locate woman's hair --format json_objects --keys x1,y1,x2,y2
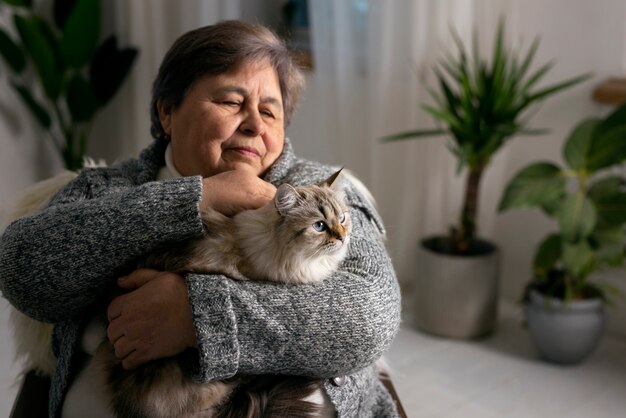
[{"x1": 150, "y1": 20, "x2": 305, "y2": 139}]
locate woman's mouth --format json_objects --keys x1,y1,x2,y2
[{"x1": 230, "y1": 147, "x2": 260, "y2": 158}]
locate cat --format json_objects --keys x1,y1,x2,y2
[
  {"x1": 98, "y1": 169, "x2": 352, "y2": 418},
  {"x1": 3, "y1": 168, "x2": 352, "y2": 418}
]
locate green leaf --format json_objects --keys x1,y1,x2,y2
[
  {"x1": 590, "y1": 226, "x2": 625, "y2": 265},
  {"x1": 563, "y1": 118, "x2": 600, "y2": 169},
  {"x1": 533, "y1": 233, "x2": 562, "y2": 278},
  {"x1": 586, "y1": 105, "x2": 626, "y2": 172},
  {"x1": 66, "y1": 73, "x2": 98, "y2": 122},
  {"x1": 10, "y1": 81, "x2": 51, "y2": 128},
  {"x1": 14, "y1": 14, "x2": 62, "y2": 100},
  {"x1": 562, "y1": 240, "x2": 594, "y2": 278},
  {"x1": 593, "y1": 192, "x2": 626, "y2": 226},
  {"x1": 558, "y1": 194, "x2": 597, "y2": 242},
  {"x1": 0, "y1": 27, "x2": 26, "y2": 73},
  {"x1": 595, "y1": 102, "x2": 626, "y2": 138},
  {"x1": 89, "y1": 35, "x2": 138, "y2": 105},
  {"x1": 586, "y1": 126, "x2": 626, "y2": 173},
  {"x1": 588, "y1": 176, "x2": 625, "y2": 200},
  {"x1": 525, "y1": 73, "x2": 591, "y2": 105},
  {"x1": 59, "y1": 0, "x2": 101, "y2": 68},
  {"x1": 381, "y1": 129, "x2": 445, "y2": 143},
  {"x1": 498, "y1": 162, "x2": 565, "y2": 211}
]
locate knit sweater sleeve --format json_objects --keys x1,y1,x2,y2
[
  {"x1": 185, "y1": 199, "x2": 402, "y2": 381},
  {"x1": 0, "y1": 169, "x2": 204, "y2": 323}
]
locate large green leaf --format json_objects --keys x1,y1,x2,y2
[
  {"x1": 10, "y1": 81, "x2": 51, "y2": 128},
  {"x1": 586, "y1": 104, "x2": 626, "y2": 172},
  {"x1": 14, "y1": 14, "x2": 62, "y2": 100},
  {"x1": 498, "y1": 162, "x2": 565, "y2": 211},
  {"x1": 59, "y1": 0, "x2": 100, "y2": 68},
  {"x1": 66, "y1": 73, "x2": 97, "y2": 122},
  {"x1": 595, "y1": 103, "x2": 626, "y2": 139},
  {"x1": 562, "y1": 240, "x2": 594, "y2": 279},
  {"x1": 563, "y1": 118, "x2": 599, "y2": 170},
  {"x1": 0, "y1": 27, "x2": 25, "y2": 73},
  {"x1": 593, "y1": 192, "x2": 626, "y2": 226},
  {"x1": 89, "y1": 35, "x2": 138, "y2": 106},
  {"x1": 533, "y1": 233, "x2": 562, "y2": 278},
  {"x1": 588, "y1": 176, "x2": 625, "y2": 200},
  {"x1": 558, "y1": 194, "x2": 597, "y2": 242}
]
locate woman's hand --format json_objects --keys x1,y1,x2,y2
[
  {"x1": 106, "y1": 268, "x2": 197, "y2": 370},
  {"x1": 200, "y1": 170, "x2": 276, "y2": 216}
]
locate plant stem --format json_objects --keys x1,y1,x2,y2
[{"x1": 455, "y1": 164, "x2": 485, "y2": 253}]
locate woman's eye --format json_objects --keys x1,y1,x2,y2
[
  {"x1": 312, "y1": 221, "x2": 327, "y2": 232},
  {"x1": 261, "y1": 109, "x2": 274, "y2": 118},
  {"x1": 223, "y1": 101, "x2": 240, "y2": 107},
  {"x1": 338, "y1": 213, "x2": 346, "y2": 223}
]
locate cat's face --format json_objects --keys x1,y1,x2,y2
[{"x1": 275, "y1": 175, "x2": 352, "y2": 258}]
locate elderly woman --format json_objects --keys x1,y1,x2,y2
[{"x1": 0, "y1": 20, "x2": 401, "y2": 417}]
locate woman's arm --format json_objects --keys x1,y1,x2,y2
[
  {"x1": 0, "y1": 170, "x2": 204, "y2": 323},
  {"x1": 186, "y1": 204, "x2": 401, "y2": 381}
]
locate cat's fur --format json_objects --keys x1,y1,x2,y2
[
  {"x1": 100, "y1": 170, "x2": 352, "y2": 418},
  {"x1": 3, "y1": 169, "x2": 352, "y2": 417}
]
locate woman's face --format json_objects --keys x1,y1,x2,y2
[{"x1": 158, "y1": 60, "x2": 285, "y2": 178}]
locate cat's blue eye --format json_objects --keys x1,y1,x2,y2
[
  {"x1": 313, "y1": 221, "x2": 327, "y2": 232},
  {"x1": 338, "y1": 213, "x2": 346, "y2": 223}
]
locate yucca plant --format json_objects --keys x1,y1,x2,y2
[
  {"x1": 383, "y1": 19, "x2": 589, "y2": 255},
  {"x1": 499, "y1": 103, "x2": 626, "y2": 302},
  {"x1": 0, "y1": 0, "x2": 138, "y2": 170}
]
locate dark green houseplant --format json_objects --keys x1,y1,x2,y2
[
  {"x1": 383, "y1": 19, "x2": 589, "y2": 338},
  {"x1": 0, "y1": 0, "x2": 138, "y2": 170},
  {"x1": 499, "y1": 103, "x2": 626, "y2": 303},
  {"x1": 498, "y1": 103, "x2": 626, "y2": 363},
  {"x1": 383, "y1": 19, "x2": 589, "y2": 255}
]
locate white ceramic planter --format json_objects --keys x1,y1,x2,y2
[
  {"x1": 525, "y1": 290, "x2": 605, "y2": 364},
  {"x1": 414, "y1": 237, "x2": 500, "y2": 339}
]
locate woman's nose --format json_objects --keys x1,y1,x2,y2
[{"x1": 239, "y1": 110, "x2": 265, "y2": 136}]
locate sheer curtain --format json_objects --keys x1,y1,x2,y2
[{"x1": 308, "y1": 0, "x2": 516, "y2": 287}]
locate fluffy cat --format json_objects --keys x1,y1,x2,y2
[
  {"x1": 3, "y1": 169, "x2": 352, "y2": 418},
  {"x1": 100, "y1": 170, "x2": 351, "y2": 418}
]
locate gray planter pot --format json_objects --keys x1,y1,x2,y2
[
  {"x1": 525, "y1": 290, "x2": 605, "y2": 364},
  {"x1": 413, "y1": 237, "x2": 500, "y2": 338}
]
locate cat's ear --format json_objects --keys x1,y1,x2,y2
[
  {"x1": 321, "y1": 168, "x2": 344, "y2": 191},
  {"x1": 275, "y1": 183, "x2": 300, "y2": 215}
]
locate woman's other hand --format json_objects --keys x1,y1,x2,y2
[
  {"x1": 200, "y1": 170, "x2": 276, "y2": 216},
  {"x1": 106, "y1": 268, "x2": 197, "y2": 370}
]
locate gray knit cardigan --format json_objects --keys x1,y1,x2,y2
[{"x1": 0, "y1": 138, "x2": 402, "y2": 418}]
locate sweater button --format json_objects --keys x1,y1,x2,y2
[{"x1": 332, "y1": 376, "x2": 347, "y2": 386}]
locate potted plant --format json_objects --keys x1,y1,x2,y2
[
  {"x1": 0, "y1": 0, "x2": 138, "y2": 170},
  {"x1": 498, "y1": 103, "x2": 626, "y2": 364},
  {"x1": 383, "y1": 19, "x2": 589, "y2": 338}
]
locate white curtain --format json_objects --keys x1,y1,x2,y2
[{"x1": 307, "y1": 0, "x2": 521, "y2": 288}]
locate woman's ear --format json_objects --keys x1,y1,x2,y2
[{"x1": 157, "y1": 99, "x2": 172, "y2": 138}]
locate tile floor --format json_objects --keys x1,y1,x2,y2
[
  {"x1": 386, "y1": 301, "x2": 626, "y2": 418},
  {"x1": 1, "y1": 298, "x2": 625, "y2": 417}
]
